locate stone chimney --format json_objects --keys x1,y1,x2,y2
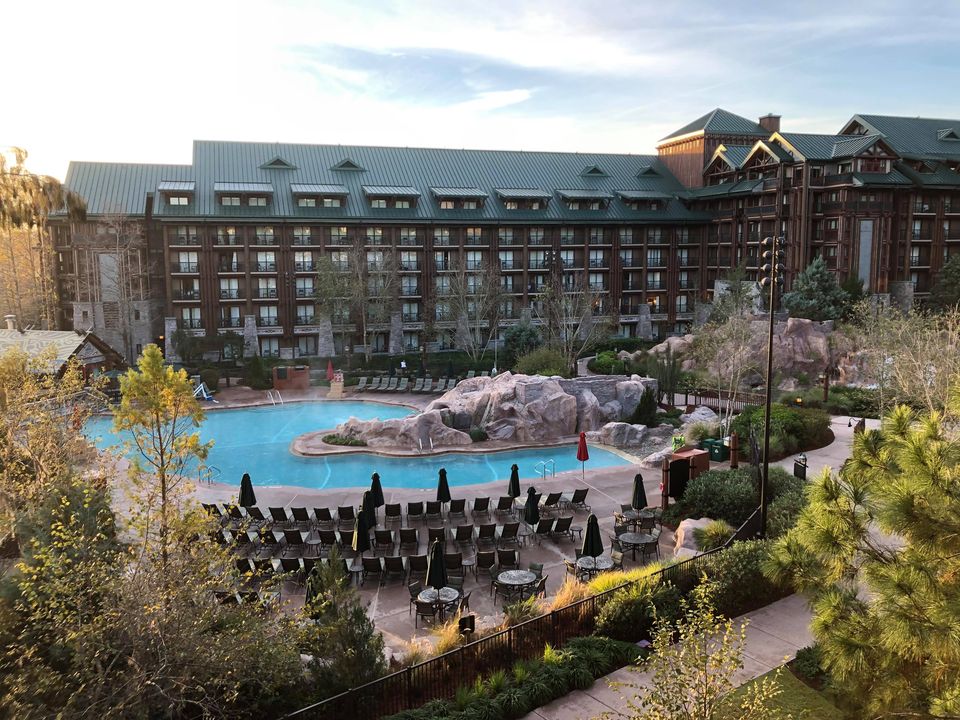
[
  {"x1": 4, "y1": 315, "x2": 15, "y2": 331},
  {"x1": 759, "y1": 114, "x2": 781, "y2": 133}
]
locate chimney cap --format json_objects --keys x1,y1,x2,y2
[{"x1": 760, "y1": 113, "x2": 781, "y2": 119}]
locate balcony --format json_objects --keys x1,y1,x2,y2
[
  {"x1": 402, "y1": 312, "x2": 421, "y2": 322},
  {"x1": 499, "y1": 260, "x2": 516, "y2": 270},
  {"x1": 292, "y1": 236, "x2": 317, "y2": 247},
  {"x1": 677, "y1": 254, "x2": 699, "y2": 266},
  {"x1": 215, "y1": 237, "x2": 242, "y2": 246},
  {"x1": 529, "y1": 260, "x2": 549, "y2": 270},
  {"x1": 678, "y1": 280, "x2": 697, "y2": 290},
  {"x1": 295, "y1": 315, "x2": 316, "y2": 326},
  {"x1": 647, "y1": 281, "x2": 666, "y2": 291},
  {"x1": 588, "y1": 258, "x2": 607, "y2": 269},
  {"x1": 434, "y1": 260, "x2": 450, "y2": 271},
  {"x1": 399, "y1": 236, "x2": 421, "y2": 246},
  {"x1": 498, "y1": 235, "x2": 518, "y2": 246},
  {"x1": 218, "y1": 261, "x2": 244, "y2": 273},
  {"x1": 219, "y1": 317, "x2": 243, "y2": 328},
  {"x1": 178, "y1": 319, "x2": 203, "y2": 329},
  {"x1": 646, "y1": 258, "x2": 666, "y2": 269},
  {"x1": 620, "y1": 303, "x2": 641, "y2": 315},
  {"x1": 647, "y1": 235, "x2": 664, "y2": 244},
  {"x1": 911, "y1": 231, "x2": 933, "y2": 242},
  {"x1": 294, "y1": 261, "x2": 317, "y2": 272},
  {"x1": 588, "y1": 236, "x2": 608, "y2": 246},
  {"x1": 744, "y1": 205, "x2": 776, "y2": 217},
  {"x1": 560, "y1": 236, "x2": 579, "y2": 246},
  {"x1": 561, "y1": 259, "x2": 575, "y2": 269},
  {"x1": 219, "y1": 289, "x2": 243, "y2": 300},
  {"x1": 620, "y1": 255, "x2": 639, "y2": 268},
  {"x1": 500, "y1": 283, "x2": 516, "y2": 293},
  {"x1": 171, "y1": 262, "x2": 198, "y2": 273},
  {"x1": 433, "y1": 236, "x2": 454, "y2": 247},
  {"x1": 909, "y1": 256, "x2": 930, "y2": 268},
  {"x1": 257, "y1": 317, "x2": 280, "y2": 327},
  {"x1": 465, "y1": 236, "x2": 486, "y2": 247},
  {"x1": 529, "y1": 235, "x2": 548, "y2": 246},
  {"x1": 588, "y1": 283, "x2": 607, "y2": 291},
  {"x1": 252, "y1": 235, "x2": 278, "y2": 246},
  {"x1": 913, "y1": 203, "x2": 935, "y2": 214},
  {"x1": 295, "y1": 287, "x2": 315, "y2": 298},
  {"x1": 254, "y1": 288, "x2": 278, "y2": 299},
  {"x1": 332, "y1": 262, "x2": 349, "y2": 271},
  {"x1": 400, "y1": 285, "x2": 421, "y2": 296},
  {"x1": 254, "y1": 262, "x2": 277, "y2": 272},
  {"x1": 173, "y1": 289, "x2": 200, "y2": 300},
  {"x1": 169, "y1": 236, "x2": 200, "y2": 246},
  {"x1": 622, "y1": 282, "x2": 641, "y2": 291},
  {"x1": 399, "y1": 261, "x2": 420, "y2": 271}
]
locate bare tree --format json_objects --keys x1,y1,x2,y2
[
  {"x1": 448, "y1": 256, "x2": 505, "y2": 364},
  {"x1": 691, "y1": 316, "x2": 761, "y2": 432},
  {"x1": 332, "y1": 241, "x2": 400, "y2": 361}
]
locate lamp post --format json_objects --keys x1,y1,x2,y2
[{"x1": 759, "y1": 235, "x2": 787, "y2": 539}]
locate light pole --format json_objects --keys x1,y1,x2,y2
[{"x1": 759, "y1": 235, "x2": 787, "y2": 538}]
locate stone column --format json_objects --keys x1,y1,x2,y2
[
  {"x1": 243, "y1": 315, "x2": 259, "y2": 357},
  {"x1": 636, "y1": 305, "x2": 653, "y2": 340},
  {"x1": 388, "y1": 311, "x2": 403, "y2": 354},
  {"x1": 163, "y1": 317, "x2": 178, "y2": 360},
  {"x1": 887, "y1": 282, "x2": 914, "y2": 313},
  {"x1": 316, "y1": 314, "x2": 335, "y2": 357}
]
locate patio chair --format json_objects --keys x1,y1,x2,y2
[
  {"x1": 492, "y1": 578, "x2": 520, "y2": 605},
  {"x1": 532, "y1": 518, "x2": 555, "y2": 544},
  {"x1": 620, "y1": 503, "x2": 634, "y2": 513},
  {"x1": 396, "y1": 377, "x2": 409, "y2": 393},
  {"x1": 384, "y1": 377, "x2": 398, "y2": 392},
  {"x1": 399, "y1": 527, "x2": 420, "y2": 555},
  {"x1": 224, "y1": 504, "x2": 244, "y2": 527},
  {"x1": 446, "y1": 575, "x2": 465, "y2": 593},
  {"x1": 551, "y1": 516, "x2": 574, "y2": 541},
  {"x1": 411, "y1": 378, "x2": 424, "y2": 392},
  {"x1": 497, "y1": 548, "x2": 519, "y2": 571},
  {"x1": 313, "y1": 507, "x2": 335, "y2": 530},
  {"x1": 282, "y1": 529, "x2": 306, "y2": 558},
  {"x1": 528, "y1": 562, "x2": 544, "y2": 578},
  {"x1": 302, "y1": 557, "x2": 317, "y2": 578},
  {"x1": 408, "y1": 580, "x2": 422, "y2": 614},
  {"x1": 539, "y1": 493, "x2": 562, "y2": 516},
  {"x1": 425, "y1": 501, "x2": 443, "y2": 523},
  {"x1": 235, "y1": 557, "x2": 254, "y2": 576},
  {"x1": 257, "y1": 530, "x2": 281, "y2": 557},
  {"x1": 355, "y1": 376, "x2": 368, "y2": 392},
  {"x1": 458, "y1": 591, "x2": 472, "y2": 614},
  {"x1": 233, "y1": 529, "x2": 256, "y2": 556},
  {"x1": 246, "y1": 506, "x2": 269, "y2": 529},
  {"x1": 408, "y1": 554, "x2": 428, "y2": 582},
  {"x1": 414, "y1": 599, "x2": 438, "y2": 628},
  {"x1": 614, "y1": 524, "x2": 631, "y2": 537},
  {"x1": 374, "y1": 529, "x2": 395, "y2": 554},
  {"x1": 338, "y1": 529, "x2": 356, "y2": 555},
  {"x1": 471, "y1": 496, "x2": 491, "y2": 521},
  {"x1": 427, "y1": 526, "x2": 447, "y2": 549},
  {"x1": 567, "y1": 488, "x2": 591, "y2": 512},
  {"x1": 384, "y1": 503, "x2": 403, "y2": 527},
  {"x1": 641, "y1": 538, "x2": 661, "y2": 563},
  {"x1": 498, "y1": 522, "x2": 521, "y2": 549},
  {"x1": 202, "y1": 503, "x2": 225, "y2": 523},
  {"x1": 495, "y1": 496, "x2": 517, "y2": 520},
  {"x1": 609, "y1": 536, "x2": 623, "y2": 553},
  {"x1": 530, "y1": 575, "x2": 548, "y2": 599},
  {"x1": 432, "y1": 378, "x2": 447, "y2": 393},
  {"x1": 454, "y1": 524, "x2": 475, "y2": 549},
  {"x1": 639, "y1": 515, "x2": 657, "y2": 532},
  {"x1": 444, "y1": 552, "x2": 464, "y2": 577},
  {"x1": 611, "y1": 550, "x2": 624, "y2": 570},
  {"x1": 336, "y1": 505, "x2": 356, "y2": 530},
  {"x1": 476, "y1": 523, "x2": 497, "y2": 550},
  {"x1": 448, "y1": 498, "x2": 467, "y2": 522},
  {"x1": 361, "y1": 556, "x2": 384, "y2": 585},
  {"x1": 268, "y1": 507, "x2": 291, "y2": 529},
  {"x1": 383, "y1": 555, "x2": 406, "y2": 584},
  {"x1": 475, "y1": 550, "x2": 496, "y2": 580},
  {"x1": 317, "y1": 529, "x2": 338, "y2": 554},
  {"x1": 406, "y1": 501, "x2": 425, "y2": 524},
  {"x1": 279, "y1": 557, "x2": 304, "y2": 584},
  {"x1": 290, "y1": 507, "x2": 311, "y2": 531}
]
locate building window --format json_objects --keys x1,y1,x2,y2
[
  {"x1": 529, "y1": 251, "x2": 547, "y2": 270},
  {"x1": 256, "y1": 251, "x2": 276, "y2": 272},
  {"x1": 323, "y1": 197, "x2": 341, "y2": 207},
  {"x1": 254, "y1": 226, "x2": 275, "y2": 243},
  {"x1": 296, "y1": 278, "x2": 314, "y2": 298},
  {"x1": 220, "y1": 278, "x2": 240, "y2": 299},
  {"x1": 134, "y1": 310, "x2": 141, "y2": 321},
  {"x1": 257, "y1": 278, "x2": 278, "y2": 298},
  {"x1": 366, "y1": 251, "x2": 384, "y2": 270},
  {"x1": 439, "y1": 200, "x2": 454, "y2": 210},
  {"x1": 168, "y1": 195, "x2": 190, "y2": 206},
  {"x1": 498, "y1": 250, "x2": 515, "y2": 269},
  {"x1": 434, "y1": 227, "x2": 451, "y2": 246},
  {"x1": 401, "y1": 277, "x2": 419, "y2": 295},
  {"x1": 559, "y1": 250, "x2": 574, "y2": 268},
  {"x1": 260, "y1": 337, "x2": 280, "y2": 357},
  {"x1": 435, "y1": 300, "x2": 451, "y2": 319},
  {"x1": 589, "y1": 250, "x2": 605, "y2": 268},
  {"x1": 366, "y1": 227, "x2": 384, "y2": 243},
  {"x1": 466, "y1": 250, "x2": 483, "y2": 271},
  {"x1": 248, "y1": 196, "x2": 267, "y2": 207},
  {"x1": 463, "y1": 200, "x2": 478, "y2": 210},
  {"x1": 395, "y1": 199, "x2": 411, "y2": 209},
  {"x1": 399, "y1": 251, "x2": 419, "y2": 270},
  {"x1": 330, "y1": 226, "x2": 349, "y2": 243},
  {"x1": 81, "y1": 310, "x2": 89, "y2": 322},
  {"x1": 217, "y1": 226, "x2": 237, "y2": 244},
  {"x1": 436, "y1": 277, "x2": 451, "y2": 297},
  {"x1": 292, "y1": 226, "x2": 311, "y2": 244},
  {"x1": 589, "y1": 227, "x2": 604, "y2": 244},
  {"x1": 588, "y1": 273, "x2": 605, "y2": 290},
  {"x1": 647, "y1": 271, "x2": 663, "y2": 290},
  {"x1": 220, "y1": 196, "x2": 240, "y2": 206},
  {"x1": 294, "y1": 251, "x2": 315, "y2": 271},
  {"x1": 297, "y1": 336, "x2": 318, "y2": 356},
  {"x1": 371, "y1": 198, "x2": 387, "y2": 209},
  {"x1": 402, "y1": 332, "x2": 419, "y2": 352},
  {"x1": 560, "y1": 227, "x2": 575, "y2": 245},
  {"x1": 400, "y1": 227, "x2": 418, "y2": 245},
  {"x1": 466, "y1": 227, "x2": 482, "y2": 244},
  {"x1": 677, "y1": 227, "x2": 690, "y2": 242},
  {"x1": 330, "y1": 251, "x2": 349, "y2": 270},
  {"x1": 501, "y1": 275, "x2": 514, "y2": 292},
  {"x1": 648, "y1": 227, "x2": 662, "y2": 242},
  {"x1": 505, "y1": 201, "x2": 519, "y2": 210},
  {"x1": 619, "y1": 228, "x2": 633, "y2": 243},
  {"x1": 297, "y1": 197, "x2": 317, "y2": 207},
  {"x1": 402, "y1": 302, "x2": 420, "y2": 322},
  {"x1": 529, "y1": 227, "x2": 544, "y2": 244},
  {"x1": 180, "y1": 307, "x2": 201, "y2": 328},
  {"x1": 498, "y1": 228, "x2": 514, "y2": 243}
]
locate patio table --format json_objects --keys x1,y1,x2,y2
[
  {"x1": 617, "y1": 532, "x2": 654, "y2": 561},
  {"x1": 576, "y1": 555, "x2": 614, "y2": 577},
  {"x1": 418, "y1": 586, "x2": 461, "y2": 619},
  {"x1": 496, "y1": 569, "x2": 537, "y2": 604}
]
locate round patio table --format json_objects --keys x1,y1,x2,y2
[
  {"x1": 418, "y1": 586, "x2": 461, "y2": 619},
  {"x1": 617, "y1": 532, "x2": 654, "y2": 561},
  {"x1": 576, "y1": 555, "x2": 614, "y2": 576},
  {"x1": 496, "y1": 569, "x2": 537, "y2": 604},
  {"x1": 304, "y1": 535, "x2": 323, "y2": 557},
  {"x1": 620, "y1": 508, "x2": 658, "y2": 528}
]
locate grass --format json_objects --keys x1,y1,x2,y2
[{"x1": 724, "y1": 669, "x2": 841, "y2": 720}]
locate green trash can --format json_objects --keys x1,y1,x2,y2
[{"x1": 707, "y1": 440, "x2": 729, "y2": 462}]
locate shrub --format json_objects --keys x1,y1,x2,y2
[
  {"x1": 628, "y1": 387, "x2": 659, "y2": 426},
  {"x1": 513, "y1": 348, "x2": 570, "y2": 377},
  {"x1": 587, "y1": 350, "x2": 626, "y2": 375},
  {"x1": 585, "y1": 562, "x2": 666, "y2": 595},
  {"x1": 502, "y1": 597, "x2": 542, "y2": 627},
  {"x1": 547, "y1": 577, "x2": 591, "y2": 610},
  {"x1": 589, "y1": 336, "x2": 653, "y2": 355},
  {"x1": 686, "y1": 421, "x2": 720, "y2": 444},
  {"x1": 693, "y1": 519, "x2": 735, "y2": 551},
  {"x1": 699, "y1": 540, "x2": 786, "y2": 617},
  {"x1": 595, "y1": 579, "x2": 681, "y2": 642},
  {"x1": 730, "y1": 404, "x2": 831, "y2": 459},
  {"x1": 243, "y1": 355, "x2": 272, "y2": 390},
  {"x1": 432, "y1": 613, "x2": 464, "y2": 655},
  {"x1": 469, "y1": 427, "x2": 488, "y2": 442},
  {"x1": 678, "y1": 468, "x2": 757, "y2": 526},
  {"x1": 766, "y1": 487, "x2": 806, "y2": 538},
  {"x1": 322, "y1": 434, "x2": 367, "y2": 447},
  {"x1": 199, "y1": 367, "x2": 220, "y2": 392},
  {"x1": 792, "y1": 644, "x2": 826, "y2": 683},
  {"x1": 503, "y1": 321, "x2": 541, "y2": 365}
]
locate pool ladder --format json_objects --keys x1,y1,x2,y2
[
  {"x1": 534, "y1": 459, "x2": 556, "y2": 480},
  {"x1": 266, "y1": 390, "x2": 284, "y2": 405}
]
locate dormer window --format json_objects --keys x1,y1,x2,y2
[
  {"x1": 371, "y1": 199, "x2": 387, "y2": 209},
  {"x1": 463, "y1": 201, "x2": 478, "y2": 210},
  {"x1": 505, "y1": 201, "x2": 518, "y2": 210},
  {"x1": 440, "y1": 200, "x2": 454, "y2": 210},
  {"x1": 431, "y1": 188, "x2": 487, "y2": 210},
  {"x1": 158, "y1": 181, "x2": 196, "y2": 207},
  {"x1": 297, "y1": 198, "x2": 316, "y2": 208},
  {"x1": 395, "y1": 199, "x2": 411, "y2": 209},
  {"x1": 557, "y1": 190, "x2": 612, "y2": 210},
  {"x1": 495, "y1": 189, "x2": 550, "y2": 211},
  {"x1": 363, "y1": 185, "x2": 420, "y2": 210},
  {"x1": 214, "y1": 182, "x2": 274, "y2": 208},
  {"x1": 168, "y1": 195, "x2": 190, "y2": 206},
  {"x1": 290, "y1": 183, "x2": 348, "y2": 210},
  {"x1": 221, "y1": 196, "x2": 240, "y2": 206},
  {"x1": 248, "y1": 196, "x2": 267, "y2": 207}
]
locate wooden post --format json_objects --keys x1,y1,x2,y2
[
  {"x1": 729, "y1": 431, "x2": 739, "y2": 469},
  {"x1": 661, "y1": 456, "x2": 670, "y2": 511}
]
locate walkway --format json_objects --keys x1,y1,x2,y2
[{"x1": 520, "y1": 594, "x2": 813, "y2": 720}]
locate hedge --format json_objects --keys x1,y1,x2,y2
[{"x1": 730, "y1": 404, "x2": 832, "y2": 460}]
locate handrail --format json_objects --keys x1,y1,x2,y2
[
  {"x1": 265, "y1": 391, "x2": 276, "y2": 405},
  {"x1": 276, "y1": 390, "x2": 284, "y2": 405},
  {"x1": 533, "y1": 459, "x2": 555, "y2": 479}
]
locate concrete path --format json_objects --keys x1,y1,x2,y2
[{"x1": 520, "y1": 593, "x2": 813, "y2": 720}]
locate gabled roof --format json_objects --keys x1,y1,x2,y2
[
  {"x1": 743, "y1": 139, "x2": 793, "y2": 166},
  {"x1": 841, "y1": 114, "x2": 960, "y2": 161},
  {"x1": 830, "y1": 134, "x2": 883, "y2": 158},
  {"x1": 0, "y1": 329, "x2": 122, "y2": 374},
  {"x1": 331, "y1": 158, "x2": 365, "y2": 171},
  {"x1": 896, "y1": 162, "x2": 960, "y2": 187},
  {"x1": 580, "y1": 165, "x2": 609, "y2": 177},
  {"x1": 773, "y1": 132, "x2": 887, "y2": 162},
  {"x1": 260, "y1": 156, "x2": 297, "y2": 170},
  {"x1": 706, "y1": 144, "x2": 753, "y2": 171},
  {"x1": 659, "y1": 108, "x2": 768, "y2": 143}
]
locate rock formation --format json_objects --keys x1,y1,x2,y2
[
  {"x1": 334, "y1": 410, "x2": 472, "y2": 448},
  {"x1": 584, "y1": 422, "x2": 648, "y2": 448},
  {"x1": 674, "y1": 517, "x2": 716, "y2": 558}
]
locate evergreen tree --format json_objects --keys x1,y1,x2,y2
[
  {"x1": 782, "y1": 256, "x2": 849, "y2": 321},
  {"x1": 928, "y1": 254, "x2": 960, "y2": 312},
  {"x1": 765, "y1": 396, "x2": 960, "y2": 717}
]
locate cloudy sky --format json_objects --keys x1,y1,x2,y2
[{"x1": 4, "y1": 0, "x2": 959, "y2": 179}]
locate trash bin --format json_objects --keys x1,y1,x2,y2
[{"x1": 707, "y1": 440, "x2": 729, "y2": 462}]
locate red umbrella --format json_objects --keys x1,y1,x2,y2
[
  {"x1": 577, "y1": 431, "x2": 589, "y2": 481},
  {"x1": 326, "y1": 359, "x2": 335, "y2": 382}
]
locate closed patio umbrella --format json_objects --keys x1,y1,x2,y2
[
  {"x1": 577, "y1": 432, "x2": 590, "y2": 482},
  {"x1": 238, "y1": 473, "x2": 256, "y2": 507},
  {"x1": 326, "y1": 359, "x2": 335, "y2": 382},
  {"x1": 426, "y1": 539, "x2": 448, "y2": 590},
  {"x1": 631, "y1": 472, "x2": 648, "y2": 511},
  {"x1": 360, "y1": 490, "x2": 376, "y2": 530},
  {"x1": 437, "y1": 468, "x2": 452, "y2": 504},
  {"x1": 370, "y1": 472, "x2": 385, "y2": 509},
  {"x1": 507, "y1": 464, "x2": 521, "y2": 499},
  {"x1": 581, "y1": 514, "x2": 604, "y2": 558},
  {"x1": 523, "y1": 486, "x2": 540, "y2": 527},
  {"x1": 353, "y1": 508, "x2": 372, "y2": 556}
]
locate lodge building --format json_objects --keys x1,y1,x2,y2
[{"x1": 50, "y1": 109, "x2": 960, "y2": 362}]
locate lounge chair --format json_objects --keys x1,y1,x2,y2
[
  {"x1": 268, "y1": 507, "x2": 291, "y2": 529},
  {"x1": 476, "y1": 523, "x2": 497, "y2": 550},
  {"x1": 495, "y1": 496, "x2": 516, "y2": 520},
  {"x1": 567, "y1": 488, "x2": 591, "y2": 512},
  {"x1": 406, "y1": 501, "x2": 425, "y2": 524},
  {"x1": 475, "y1": 550, "x2": 496, "y2": 580},
  {"x1": 313, "y1": 507, "x2": 335, "y2": 530},
  {"x1": 419, "y1": 377, "x2": 433, "y2": 393},
  {"x1": 532, "y1": 518, "x2": 555, "y2": 544},
  {"x1": 444, "y1": 551, "x2": 463, "y2": 576},
  {"x1": 425, "y1": 501, "x2": 443, "y2": 523},
  {"x1": 374, "y1": 529, "x2": 395, "y2": 554},
  {"x1": 411, "y1": 378, "x2": 424, "y2": 392},
  {"x1": 480, "y1": 371, "x2": 490, "y2": 377},
  {"x1": 366, "y1": 377, "x2": 382, "y2": 392},
  {"x1": 246, "y1": 506, "x2": 269, "y2": 529},
  {"x1": 551, "y1": 515, "x2": 574, "y2": 541},
  {"x1": 496, "y1": 548, "x2": 519, "y2": 571},
  {"x1": 432, "y1": 377, "x2": 447, "y2": 393},
  {"x1": 471, "y1": 496, "x2": 491, "y2": 521},
  {"x1": 383, "y1": 503, "x2": 403, "y2": 526},
  {"x1": 399, "y1": 527, "x2": 419, "y2": 554},
  {"x1": 498, "y1": 521, "x2": 520, "y2": 548},
  {"x1": 282, "y1": 529, "x2": 305, "y2": 558},
  {"x1": 427, "y1": 526, "x2": 446, "y2": 549},
  {"x1": 448, "y1": 498, "x2": 467, "y2": 522},
  {"x1": 396, "y1": 377, "x2": 409, "y2": 393},
  {"x1": 336, "y1": 505, "x2": 356, "y2": 530},
  {"x1": 317, "y1": 529, "x2": 338, "y2": 553},
  {"x1": 383, "y1": 555, "x2": 406, "y2": 584},
  {"x1": 290, "y1": 507, "x2": 310, "y2": 530},
  {"x1": 454, "y1": 524, "x2": 475, "y2": 549},
  {"x1": 361, "y1": 556, "x2": 384, "y2": 585},
  {"x1": 466, "y1": 370, "x2": 476, "y2": 379},
  {"x1": 540, "y1": 492, "x2": 563, "y2": 516},
  {"x1": 355, "y1": 376, "x2": 368, "y2": 392},
  {"x1": 384, "y1": 377, "x2": 398, "y2": 392},
  {"x1": 408, "y1": 554, "x2": 428, "y2": 582}
]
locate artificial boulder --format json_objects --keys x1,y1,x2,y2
[
  {"x1": 588, "y1": 422, "x2": 648, "y2": 448},
  {"x1": 679, "y1": 406, "x2": 720, "y2": 425},
  {"x1": 674, "y1": 517, "x2": 716, "y2": 558},
  {"x1": 334, "y1": 410, "x2": 472, "y2": 448}
]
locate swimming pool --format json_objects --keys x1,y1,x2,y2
[{"x1": 86, "y1": 400, "x2": 633, "y2": 489}]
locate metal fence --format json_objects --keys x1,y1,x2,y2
[
  {"x1": 680, "y1": 389, "x2": 765, "y2": 416},
  {"x1": 285, "y1": 548, "x2": 723, "y2": 720}
]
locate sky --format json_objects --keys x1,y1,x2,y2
[{"x1": 3, "y1": 0, "x2": 960, "y2": 180}]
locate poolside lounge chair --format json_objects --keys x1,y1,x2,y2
[
  {"x1": 532, "y1": 518, "x2": 555, "y2": 544},
  {"x1": 551, "y1": 516, "x2": 575, "y2": 541},
  {"x1": 411, "y1": 378, "x2": 424, "y2": 392},
  {"x1": 480, "y1": 371, "x2": 489, "y2": 377},
  {"x1": 471, "y1": 496, "x2": 491, "y2": 521},
  {"x1": 268, "y1": 507, "x2": 291, "y2": 529},
  {"x1": 361, "y1": 556, "x2": 384, "y2": 585},
  {"x1": 419, "y1": 377, "x2": 433, "y2": 393},
  {"x1": 540, "y1": 492, "x2": 563, "y2": 516},
  {"x1": 476, "y1": 523, "x2": 497, "y2": 550},
  {"x1": 282, "y1": 529, "x2": 306, "y2": 558},
  {"x1": 444, "y1": 551, "x2": 463, "y2": 576},
  {"x1": 406, "y1": 501, "x2": 425, "y2": 524},
  {"x1": 427, "y1": 526, "x2": 446, "y2": 549},
  {"x1": 454, "y1": 524, "x2": 475, "y2": 549},
  {"x1": 425, "y1": 501, "x2": 443, "y2": 523},
  {"x1": 338, "y1": 529, "x2": 356, "y2": 555},
  {"x1": 475, "y1": 550, "x2": 496, "y2": 580},
  {"x1": 448, "y1": 498, "x2": 467, "y2": 522},
  {"x1": 317, "y1": 529, "x2": 338, "y2": 554},
  {"x1": 396, "y1": 377, "x2": 409, "y2": 393},
  {"x1": 567, "y1": 488, "x2": 591, "y2": 512},
  {"x1": 408, "y1": 554, "x2": 428, "y2": 582},
  {"x1": 495, "y1": 496, "x2": 517, "y2": 520},
  {"x1": 366, "y1": 377, "x2": 383, "y2": 392},
  {"x1": 246, "y1": 506, "x2": 269, "y2": 529},
  {"x1": 384, "y1": 377, "x2": 398, "y2": 392},
  {"x1": 290, "y1": 507, "x2": 311, "y2": 530},
  {"x1": 383, "y1": 555, "x2": 406, "y2": 584},
  {"x1": 374, "y1": 529, "x2": 395, "y2": 554},
  {"x1": 433, "y1": 377, "x2": 447, "y2": 392},
  {"x1": 498, "y1": 522, "x2": 520, "y2": 549},
  {"x1": 313, "y1": 507, "x2": 335, "y2": 530},
  {"x1": 466, "y1": 370, "x2": 476, "y2": 379},
  {"x1": 336, "y1": 505, "x2": 356, "y2": 530},
  {"x1": 399, "y1": 527, "x2": 419, "y2": 554},
  {"x1": 257, "y1": 530, "x2": 281, "y2": 558},
  {"x1": 383, "y1": 503, "x2": 403, "y2": 526},
  {"x1": 355, "y1": 376, "x2": 368, "y2": 392}
]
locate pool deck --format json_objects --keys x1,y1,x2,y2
[{"x1": 204, "y1": 385, "x2": 431, "y2": 412}]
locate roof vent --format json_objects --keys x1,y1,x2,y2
[
  {"x1": 938, "y1": 128, "x2": 960, "y2": 141},
  {"x1": 331, "y1": 158, "x2": 365, "y2": 172},
  {"x1": 637, "y1": 166, "x2": 660, "y2": 177},
  {"x1": 260, "y1": 156, "x2": 296, "y2": 170},
  {"x1": 580, "y1": 165, "x2": 608, "y2": 178}
]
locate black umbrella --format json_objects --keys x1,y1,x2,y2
[
  {"x1": 238, "y1": 473, "x2": 256, "y2": 507},
  {"x1": 523, "y1": 486, "x2": 540, "y2": 527},
  {"x1": 631, "y1": 473, "x2": 648, "y2": 511},
  {"x1": 370, "y1": 472, "x2": 385, "y2": 509},
  {"x1": 360, "y1": 490, "x2": 377, "y2": 531},
  {"x1": 581, "y1": 514, "x2": 604, "y2": 558},
  {"x1": 426, "y1": 539, "x2": 448, "y2": 590},
  {"x1": 437, "y1": 468, "x2": 452, "y2": 504},
  {"x1": 507, "y1": 464, "x2": 521, "y2": 499},
  {"x1": 353, "y1": 509, "x2": 372, "y2": 556}
]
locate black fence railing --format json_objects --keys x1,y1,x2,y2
[{"x1": 285, "y1": 548, "x2": 723, "y2": 720}]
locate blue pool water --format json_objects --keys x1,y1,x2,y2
[{"x1": 86, "y1": 400, "x2": 632, "y2": 490}]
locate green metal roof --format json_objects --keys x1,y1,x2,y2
[
  {"x1": 63, "y1": 140, "x2": 703, "y2": 223},
  {"x1": 213, "y1": 182, "x2": 274, "y2": 194},
  {"x1": 683, "y1": 179, "x2": 764, "y2": 199},
  {"x1": 895, "y1": 162, "x2": 960, "y2": 187},
  {"x1": 660, "y1": 108, "x2": 768, "y2": 143},
  {"x1": 851, "y1": 169, "x2": 914, "y2": 186},
  {"x1": 361, "y1": 185, "x2": 421, "y2": 197},
  {"x1": 430, "y1": 187, "x2": 489, "y2": 198},
  {"x1": 830, "y1": 134, "x2": 882, "y2": 158},
  {"x1": 844, "y1": 114, "x2": 960, "y2": 161},
  {"x1": 774, "y1": 132, "x2": 885, "y2": 162},
  {"x1": 556, "y1": 189, "x2": 614, "y2": 200},
  {"x1": 157, "y1": 180, "x2": 195, "y2": 192},
  {"x1": 616, "y1": 190, "x2": 674, "y2": 200},
  {"x1": 290, "y1": 183, "x2": 348, "y2": 195},
  {"x1": 709, "y1": 144, "x2": 753, "y2": 170}
]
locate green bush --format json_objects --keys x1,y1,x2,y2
[
  {"x1": 503, "y1": 321, "x2": 541, "y2": 366},
  {"x1": 589, "y1": 337, "x2": 654, "y2": 355},
  {"x1": 595, "y1": 580, "x2": 682, "y2": 643},
  {"x1": 243, "y1": 355, "x2": 272, "y2": 390},
  {"x1": 766, "y1": 487, "x2": 806, "y2": 538},
  {"x1": 628, "y1": 388, "x2": 659, "y2": 426},
  {"x1": 686, "y1": 421, "x2": 721, "y2": 444},
  {"x1": 513, "y1": 348, "x2": 570, "y2": 377},
  {"x1": 792, "y1": 644, "x2": 826, "y2": 683},
  {"x1": 677, "y1": 468, "x2": 758, "y2": 526},
  {"x1": 199, "y1": 367, "x2": 220, "y2": 392},
  {"x1": 699, "y1": 540, "x2": 786, "y2": 617},
  {"x1": 469, "y1": 427, "x2": 489, "y2": 443},
  {"x1": 587, "y1": 350, "x2": 626, "y2": 375},
  {"x1": 322, "y1": 434, "x2": 367, "y2": 447},
  {"x1": 730, "y1": 404, "x2": 831, "y2": 459},
  {"x1": 693, "y1": 520, "x2": 735, "y2": 551}
]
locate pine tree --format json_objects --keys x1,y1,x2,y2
[
  {"x1": 782, "y1": 256, "x2": 849, "y2": 321},
  {"x1": 765, "y1": 397, "x2": 960, "y2": 717},
  {"x1": 928, "y1": 254, "x2": 960, "y2": 312}
]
